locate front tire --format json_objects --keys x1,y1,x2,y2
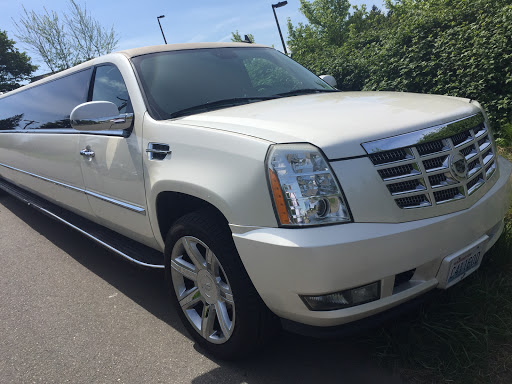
[{"x1": 164, "y1": 209, "x2": 278, "y2": 360}]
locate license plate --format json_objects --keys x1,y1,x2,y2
[{"x1": 437, "y1": 237, "x2": 488, "y2": 289}]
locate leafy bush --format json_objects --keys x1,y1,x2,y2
[{"x1": 288, "y1": 0, "x2": 512, "y2": 137}]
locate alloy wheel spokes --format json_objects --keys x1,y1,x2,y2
[
  {"x1": 182, "y1": 237, "x2": 207, "y2": 270},
  {"x1": 218, "y1": 281, "x2": 234, "y2": 305},
  {"x1": 171, "y1": 236, "x2": 235, "y2": 344},
  {"x1": 179, "y1": 287, "x2": 202, "y2": 310},
  {"x1": 200, "y1": 302, "x2": 233, "y2": 340},
  {"x1": 171, "y1": 257, "x2": 198, "y2": 282},
  {"x1": 215, "y1": 301, "x2": 233, "y2": 337},
  {"x1": 201, "y1": 304, "x2": 216, "y2": 338},
  {"x1": 205, "y1": 248, "x2": 216, "y2": 273}
]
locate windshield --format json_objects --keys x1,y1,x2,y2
[{"x1": 131, "y1": 47, "x2": 335, "y2": 119}]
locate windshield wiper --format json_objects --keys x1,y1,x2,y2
[
  {"x1": 274, "y1": 88, "x2": 339, "y2": 98},
  {"x1": 169, "y1": 97, "x2": 278, "y2": 119}
]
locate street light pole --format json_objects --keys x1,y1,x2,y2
[
  {"x1": 157, "y1": 15, "x2": 167, "y2": 44},
  {"x1": 272, "y1": 1, "x2": 288, "y2": 55}
]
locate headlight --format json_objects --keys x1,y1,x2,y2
[{"x1": 266, "y1": 143, "x2": 352, "y2": 226}]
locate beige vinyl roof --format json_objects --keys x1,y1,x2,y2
[{"x1": 118, "y1": 42, "x2": 269, "y2": 58}]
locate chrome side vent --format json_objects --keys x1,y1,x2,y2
[
  {"x1": 146, "y1": 143, "x2": 171, "y2": 160},
  {"x1": 363, "y1": 113, "x2": 499, "y2": 209}
]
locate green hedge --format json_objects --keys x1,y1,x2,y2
[{"x1": 288, "y1": 0, "x2": 512, "y2": 139}]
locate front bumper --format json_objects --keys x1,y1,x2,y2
[{"x1": 233, "y1": 156, "x2": 512, "y2": 327}]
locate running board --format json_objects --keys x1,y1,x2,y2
[{"x1": 0, "y1": 178, "x2": 164, "y2": 269}]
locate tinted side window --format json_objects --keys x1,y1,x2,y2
[
  {"x1": 0, "y1": 68, "x2": 92, "y2": 130},
  {"x1": 92, "y1": 65, "x2": 131, "y2": 114}
]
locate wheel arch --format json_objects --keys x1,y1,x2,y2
[{"x1": 153, "y1": 187, "x2": 231, "y2": 245}]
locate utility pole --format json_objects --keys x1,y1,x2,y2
[
  {"x1": 157, "y1": 15, "x2": 167, "y2": 44},
  {"x1": 272, "y1": 2, "x2": 288, "y2": 55}
]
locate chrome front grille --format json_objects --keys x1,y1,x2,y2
[
  {"x1": 363, "y1": 114, "x2": 498, "y2": 209},
  {"x1": 369, "y1": 148, "x2": 413, "y2": 165}
]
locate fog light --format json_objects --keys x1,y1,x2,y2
[{"x1": 301, "y1": 282, "x2": 380, "y2": 311}]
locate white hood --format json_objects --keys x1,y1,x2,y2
[{"x1": 177, "y1": 91, "x2": 481, "y2": 159}]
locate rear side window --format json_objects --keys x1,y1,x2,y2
[
  {"x1": 0, "y1": 68, "x2": 92, "y2": 130},
  {"x1": 91, "y1": 65, "x2": 131, "y2": 114}
]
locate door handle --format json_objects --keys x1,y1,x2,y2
[{"x1": 80, "y1": 148, "x2": 95, "y2": 158}]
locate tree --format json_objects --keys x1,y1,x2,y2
[
  {"x1": 297, "y1": 0, "x2": 351, "y2": 46},
  {"x1": 286, "y1": 0, "x2": 354, "y2": 78},
  {"x1": 287, "y1": 0, "x2": 512, "y2": 137},
  {"x1": 13, "y1": 0, "x2": 118, "y2": 72},
  {"x1": 231, "y1": 30, "x2": 255, "y2": 43},
  {"x1": 0, "y1": 31, "x2": 38, "y2": 92}
]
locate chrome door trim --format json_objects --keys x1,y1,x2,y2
[
  {"x1": 0, "y1": 162, "x2": 84, "y2": 193},
  {"x1": 85, "y1": 190, "x2": 146, "y2": 214},
  {"x1": 362, "y1": 114, "x2": 483, "y2": 154},
  {"x1": 0, "y1": 162, "x2": 146, "y2": 215},
  {"x1": 0, "y1": 129, "x2": 127, "y2": 137}
]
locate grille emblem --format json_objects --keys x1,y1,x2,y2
[{"x1": 450, "y1": 153, "x2": 468, "y2": 180}]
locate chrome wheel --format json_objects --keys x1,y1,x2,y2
[{"x1": 170, "y1": 236, "x2": 235, "y2": 344}]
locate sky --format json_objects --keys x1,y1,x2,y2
[{"x1": 1, "y1": 0, "x2": 384, "y2": 75}]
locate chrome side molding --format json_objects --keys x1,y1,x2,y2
[
  {"x1": 0, "y1": 129, "x2": 127, "y2": 137},
  {"x1": 85, "y1": 190, "x2": 146, "y2": 214},
  {"x1": 0, "y1": 162, "x2": 145, "y2": 214}
]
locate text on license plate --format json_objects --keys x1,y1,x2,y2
[{"x1": 448, "y1": 251, "x2": 481, "y2": 284}]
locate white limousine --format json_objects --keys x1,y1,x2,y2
[{"x1": 0, "y1": 43, "x2": 511, "y2": 359}]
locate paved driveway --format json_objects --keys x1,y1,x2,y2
[{"x1": 0, "y1": 195, "x2": 402, "y2": 384}]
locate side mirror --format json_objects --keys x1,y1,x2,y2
[
  {"x1": 70, "y1": 101, "x2": 133, "y2": 131},
  {"x1": 319, "y1": 75, "x2": 337, "y2": 89}
]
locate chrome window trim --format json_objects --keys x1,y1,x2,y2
[
  {"x1": 0, "y1": 162, "x2": 145, "y2": 214},
  {"x1": 0, "y1": 129, "x2": 127, "y2": 137},
  {"x1": 362, "y1": 113, "x2": 484, "y2": 154}
]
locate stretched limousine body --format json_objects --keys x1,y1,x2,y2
[{"x1": 1, "y1": 43, "x2": 511, "y2": 359}]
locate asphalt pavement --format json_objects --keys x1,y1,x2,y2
[{"x1": 0, "y1": 195, "x2": 402, "y2": 384}]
